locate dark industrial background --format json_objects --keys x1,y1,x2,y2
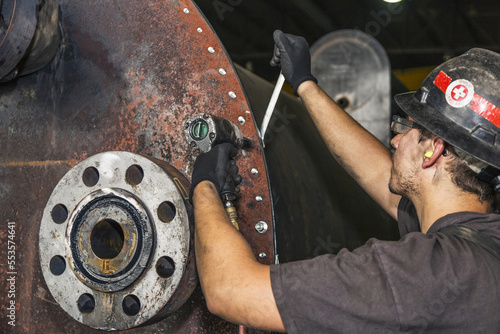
[{"x1": 194, "y1": 0, "x2": 500, "y2": 88}]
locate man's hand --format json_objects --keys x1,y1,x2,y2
[
  {"x1": 270, "y1": 30, "x2": 317, "y2": 95},
  {"x1": 220, "y1": 159, "x2": 242, "y2": 201},
  {"x1": 190, "y1": 143, "x2": 240, "y2": 201}
]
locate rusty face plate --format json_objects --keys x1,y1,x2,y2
[{"x1": 0, "y1": 0, "x2": 273, "y2": 332}]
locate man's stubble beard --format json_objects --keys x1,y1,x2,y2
[{"x1": 389, "y1": 157, "x2": 421, "y2": 198}]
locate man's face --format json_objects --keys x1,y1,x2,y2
[{"x1": 389, "y1": 117, "x2": 424, "y2": 198}]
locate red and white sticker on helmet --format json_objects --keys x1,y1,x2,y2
[
  {"x1": 445, "y1": 79, "x2": 475, "y2": 108},
  {"x1": 433, "y1": 71, "x2": 500, "y2": 128}
]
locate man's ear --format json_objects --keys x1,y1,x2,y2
[{"x1": 422, "y1": 138, "x2": 446, "y2": 168}]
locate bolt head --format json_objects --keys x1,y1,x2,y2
[{"x1": 255, "y1": 221, "x2": 268, "y2": 233}]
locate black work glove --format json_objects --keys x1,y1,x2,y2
[
  {"x1": 220, "y1": 159, "x2": 242, "y2": 201},
  {"x1": 270, "y1": 30, "x2": 317, "y2": 96},
  {"x1": 190, "y1": 143, "x2": 241, "y2": 202}
]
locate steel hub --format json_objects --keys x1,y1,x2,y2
[{"x1": 39, "y1": 151, "x2": 196, "y2": 330}]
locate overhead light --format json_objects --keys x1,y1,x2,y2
[{"x1": 384, "y1": 0, "x2": 402, "y2": 3}]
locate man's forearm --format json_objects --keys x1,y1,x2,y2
[
  {"x1": 193, "y1": 181, "x2": 257, "y2": 303},
  {"x1": 297, "y1": 81, "x2": 400, "y2": 217},
  {"x1": 193, "y1": 181, "x2": 285, "y2": 331}
]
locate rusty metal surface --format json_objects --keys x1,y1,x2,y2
[{"x1": 0, "y1": 0, "x2": 273, "y2": 332}]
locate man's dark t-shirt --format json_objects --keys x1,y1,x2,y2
[{"x1": 270, "y1": 197, "x2": 500, "y2": 333}]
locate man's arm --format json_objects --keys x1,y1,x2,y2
[
  {"x1": 272, "y1": 30, "x2": 401, "y2": 219},
  {"x1": 298, "y1": 81, "x2": 401, "y2": 219},
  {"x1": 193, "y1": 181, "x2": 286, "y2": 332}
]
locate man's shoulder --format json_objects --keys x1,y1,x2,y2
[{"x1": 430, "y1": 211, "x2": 500, "y2": 240}]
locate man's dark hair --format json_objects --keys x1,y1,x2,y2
[{"x1": 419, "y1": 129, "x2": 495, "y2": 203}]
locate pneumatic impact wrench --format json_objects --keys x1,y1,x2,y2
[{"x1": 185, "y1": 113, "x2": 250, "y2": 230}]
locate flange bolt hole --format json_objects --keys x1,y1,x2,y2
[
  {"x1": 122, "y1": 295, "x2": 141, "y2": 316},
  {"x1": 82, "y1": 167, "x2": 99, "y2": 187},
  {"x1": 77, "y1": 293, "x2": 95, "y2": 314},
  {"x1": 125, "y1": 164, "x2": 144, "y2": 186},
  {"x1": 156, "y1": 256, "x2": 175, "y2": 278}
]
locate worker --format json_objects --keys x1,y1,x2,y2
[{"x1": 190, "y1": 30, "x2": 500, "y2": 333}]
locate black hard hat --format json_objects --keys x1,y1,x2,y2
[{"x1": 395, "y1": 48, "x2": 500, "y2": 171}]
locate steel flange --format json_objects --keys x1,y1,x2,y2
[{"x1": 39, "y1": 151, "x2": 196, "y2": 330}]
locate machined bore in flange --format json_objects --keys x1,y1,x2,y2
[
  {"x1": 69, "y1": 188, "x2": 153, "y2": 292},
  {"x1": 39, "y1": 151, "x2": 196, "y2": 330}
]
